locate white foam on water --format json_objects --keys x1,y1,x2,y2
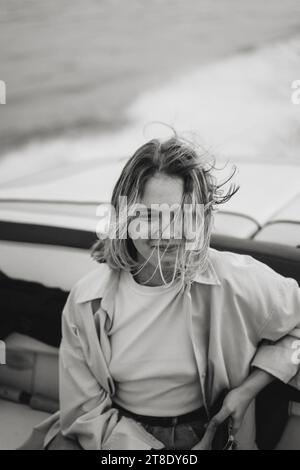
[
  {"x1": 1, "y1": 35, "x2": 300, "y2": 185},
  {"x1": 127, "y1": 35, "x2": 300, "y2": 164}
]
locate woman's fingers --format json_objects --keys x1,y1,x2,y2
[
  {"x1": 210, "y1": 405, "x2": 232, "y2": 428},
  {"x1": 191, "y1": 420, "x2": 218, "y2": 450},
  {"x1": 199, "y1": 420, "x2": 218, "y2": 449},
  {"x1": 231, "y1": 416, "x2": 241, "y2": 435},
  {"x1": 191, "y1": 402, "x2": 238, "y2": 450}
]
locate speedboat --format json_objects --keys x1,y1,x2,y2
[{"x1": 0, "y1": 159, "x2": 299, "y2": 449}]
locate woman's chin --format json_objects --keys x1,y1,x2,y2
[{"x1": 160, "y1": 256, "x2": 178, "y2": 269}]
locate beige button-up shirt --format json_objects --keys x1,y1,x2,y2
[{"x1": 34, "y1": 248, "x2": 300, "y2": 450}]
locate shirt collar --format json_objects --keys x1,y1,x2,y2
[
  {"x1": 75, "y1": 264, "x2": 116, "y2": 304},
  {"x1": 75, "y1": 250, "x2": 221, "y2": 308},
  {"x1": 192, "y1": 255, "x2": 221, "y2": 286}
]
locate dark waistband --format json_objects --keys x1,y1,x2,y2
[{"x1": 113, "y1": 402, "x2": 208, "y2": 427}]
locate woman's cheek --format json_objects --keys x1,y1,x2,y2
[
  {"x1": 128, "y1": 218, "x2": 150, "y2": 240},
  {"x1": 131, "y1": 238, "x2": 151, "y2": 260}
]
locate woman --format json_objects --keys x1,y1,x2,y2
[{"x1": 25, "y1": 135, "x2": 300, "y2": 450}]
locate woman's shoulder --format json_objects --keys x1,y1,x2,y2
[
  {"x1": 209, "y1": 247, "x2": 283, "y2": 285},
  {"x1": 71, "y1": 263, "x2": 117, "y2": 304},
  {"x1": 208, "y1": 247, "x2": 295, "y2": 309}
]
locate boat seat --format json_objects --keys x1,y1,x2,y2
[
  {"x1": 0, "y1": 333, "x2": 59, "y2": 402},
  {"x1": 0, "y1": 399, "x2": 49, "y2": 450}
]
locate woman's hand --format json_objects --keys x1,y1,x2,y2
[
  {"x1": 191, "y1": 369, "x2": 276, "y2": 449},
  {"x1": 191, "y1": 419, "x2": 219, "y2": 450},
  {"x1": 191, "y1": 387, "x2": 253, "y2": 450},
  {"x1": 208, "y1": 386, "x2": 254, "y2": 435},
  {"x1": 214, "y1": 369, "x2": 277, "y2": 435}
]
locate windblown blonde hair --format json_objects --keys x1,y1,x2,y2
[{"x1": 91, "y1": 133, "x2": 238, "y2": 287}]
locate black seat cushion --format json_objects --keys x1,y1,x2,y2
[{"x1": 0, "y1": 270, "x2": 67, "y2": 347}]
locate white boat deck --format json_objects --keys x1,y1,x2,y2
[
  {"x1": 0, "y1": 399, "x2": 49, "y2": 450},
  {"x1": 0, "y1": 161, "x2": 299, "y2": 240}
]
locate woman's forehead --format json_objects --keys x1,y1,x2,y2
[{"x1": 141, "y1": 174, "x2": 184, "y2": 206}]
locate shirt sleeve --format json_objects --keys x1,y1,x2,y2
[
  {"x1": 251, "y1": 274, "x2": 300, "y2": 389},
  {"x1": 58, "y1": 288, "x2": 164, "y2": 450}
]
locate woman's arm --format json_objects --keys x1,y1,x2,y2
[
  {"x1": 237, "y1": 368, "x2": 275, "y2": 397},
  {"x1": 251, "y1": 276, "x2": 300, "y2": 388}
]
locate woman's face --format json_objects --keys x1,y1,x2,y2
[{"x1": 129, "y1": 173, "x2": 184, "y2": 271}]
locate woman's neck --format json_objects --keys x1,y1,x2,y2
[{"x1": 132, "y1": 257, "x2": 175, "y2": 287}]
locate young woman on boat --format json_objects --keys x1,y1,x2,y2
[{"x1": 24, "y1": 135, "x2": 300, "y2": 450}]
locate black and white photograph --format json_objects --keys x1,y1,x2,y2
[{"x1": 0, "y1": 0, "x2": 300, "y2": 452}]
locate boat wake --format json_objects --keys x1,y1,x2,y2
[{"x1": 1, "y1": 34, "x2": 300, "y2": 185}]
